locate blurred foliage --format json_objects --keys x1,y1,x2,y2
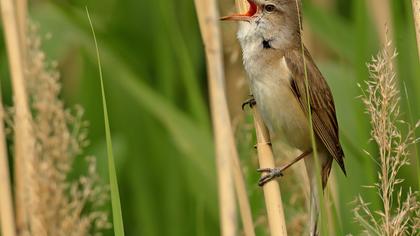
[{"x1": 0, "y1": 0, "x2": 418, "y2": 235}]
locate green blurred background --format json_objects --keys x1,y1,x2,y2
[{"x1": 1, "y1": 0, "x2": 419, "y2": 235}]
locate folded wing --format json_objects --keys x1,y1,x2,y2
[{"x1": 284, "y1": 46, "x2": 346, "y2": 176}]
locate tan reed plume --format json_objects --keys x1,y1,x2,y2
[
  {"x1": 354, "y1": 36, "x2": 420, "y2": 236},
  {"x1": 19, "y1": 23, "x2": 110, "y2": 236},
  {"x1": 1, "y1": 1, "x2": 110, "y2": 234}
]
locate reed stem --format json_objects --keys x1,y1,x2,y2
[
  {"x1": 367, "y1": 0, "x2": 392, "y2": 45},
  {"x1": 413, "y1": 0, "x2": 420, "y2": 59},
  {"x1": 231, "y1": 152, "x2": 256, "y2": 236},
  {"x1": 0, "y1": 95, "x2": 16, "y2": 236},
  {"x1": 252, "y1": 109, "x2": 288, "y2": 236},
  {"x1": 16, "y1": 0, "x2": 27, "y2": 56},
  {"x1": 0, "y1": 0, "x2": 33, "y2": 233},
  {"x1": 194, "y1": 0, "x2": 239, "y2": 235}
]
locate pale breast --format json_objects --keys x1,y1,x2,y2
[{"x1": 246, "y1": 55, "x2": 311, "y2": 151}]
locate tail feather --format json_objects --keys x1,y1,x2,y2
[
  {"x1": 304, "y1": 152, "x2": 332, "y2": 236},
  {"x1": 309, "y1": 191, "x2": 319, "y2": 236},
  {"x1": 322, "y1": 158, "x2": 333, "y2": 189}
]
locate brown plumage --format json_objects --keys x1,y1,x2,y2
[
  {"x1": 285, "y1": 46, "x2": 346, "y2": 186},
  {"x1": 222, "y1": 0, "x2": 346, "y2": 234}
]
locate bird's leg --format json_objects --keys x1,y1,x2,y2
[
  {"x1": 257, "y1": 149, "x2": 312, "y2": 186},
  {"x1": 242, "y1": 95, "x2": 256, "y2": 110}
]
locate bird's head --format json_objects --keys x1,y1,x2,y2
[{"x1": 222, "y1": 0, "x2": 301, "y2": 49}]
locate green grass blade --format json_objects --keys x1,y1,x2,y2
[
  {"x1": 353, "y1": 211, "x2": 381, "y2": 236},
  {"x1": 403, "y1": 83, "x2": 420, "y2": 190},
  {"x1": 352, "y1": 0, "x2": 380, "y2": 211},
  {"x1": 298, "y1": 1, "x2": 328, "y2": 234},
  {"x1": 86, "y1": 7, "x2": 125, "y2": 236}
]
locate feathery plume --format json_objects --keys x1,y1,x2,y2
[{"x1": 354, "y1": 37, "x2": 420, "y2": 236}]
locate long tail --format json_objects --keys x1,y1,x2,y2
[{"x1": 304, "y1": 152, "x2": 333, "y2": 236}]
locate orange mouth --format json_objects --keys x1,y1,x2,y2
[{"x1": 221, "y1": 0, "x2": 257, "y2": 21}]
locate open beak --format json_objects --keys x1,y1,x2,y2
[{"x1": 220, "y1": 0, "x2": 257, "y2": 21}]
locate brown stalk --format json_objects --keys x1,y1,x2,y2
[
  {"x1": 0, "y1": 98, "x2": 16, "y2": 236},
  {"x1": 0, "y1": 0, "x2": 33, "y2": 233},
  {"x1": 231, "y1": 155, "x2": 256, "y2": 236},
  {"x1": 16, "y1": 0, "x2": 27, "y2": 55},
  {"x1": 367, "y1": 0, "x2": 392, "y2": 45},
  {"x1": 194, "y1": 0, "x2": 256, "y2": 236},
  {"x1": 413, "y1": 0, "x2": 420, "y2": 59},
  {"x1": 195, "y1": 1, "x2": 236, "y2": 233},
  {"x1": 253, "y1": 109, "x2": 288, "y2": 236}
]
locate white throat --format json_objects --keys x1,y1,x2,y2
[{"x1": 237, "y1": 20, "x2": 295, "y2": 52}]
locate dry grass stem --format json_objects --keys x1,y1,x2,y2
[
  {"x1": 0, "y1": 99, "x2": 16, "y2": 236},
  {"x1": 194, "y1": 1, "x2": 236, "y2": 234},
  {"x1": 253, "y1": 109, "x2": 288, "y2": 236},
  {"x1": 367, "y1": 0, "x2": 392, "y2": 45},
  {"x1": 16, "y1": 0, "x2": 27, "y2": 55},
  {"x1": 0, "y1": 0, "x2": 34, "y2": 232},
  {"x1": 194, "y1": 0, "x2": 257, "y2": 236},
  {"x1": 413, "y1": 0, "x2": 420, "y2": 59},
  {"x1": 354, "y1": 37, "x2": 420, "y2": 236},
  {"x1": 231, "y1": 155, "x2": 256, "y2": 236}
]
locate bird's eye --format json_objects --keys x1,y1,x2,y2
[{"x1": 264, "y1": 4, "x2": 275, "y2": 12}]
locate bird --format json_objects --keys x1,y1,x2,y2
[{"x1": 221, "y1": 0, "x2": 346, "y2": 235}]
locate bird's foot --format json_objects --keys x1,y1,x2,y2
[
  {"x1": 241, "y1": 96, "x2": 256, "y2": 110},
  {"x1": 257, "y1": 167, "x2": 283, "y2": 186}
]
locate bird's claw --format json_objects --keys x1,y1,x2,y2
[
  {"x1": 257, "y1": 168, "x2": 283, "y2": 186},
  {"x1": 242, "y1": 97, "x2": 256, "y2": 110}
]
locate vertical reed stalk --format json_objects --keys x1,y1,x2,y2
[
  {"x1": 0, "y1": 96, "x2": 16, "y2": 236},
  {"x1": 231, "y1": 156, "x2": 256, "y2": 236},
  {"x1": 195, "y1": 1, "x2": 236, "y2": 233},
  {"x1": 0, "y1": 0, "x2": 33, "y2": 233},
  {"x1": 368, "y1": 0, "x2": 392, "y2": 45},
  {"x1": 16, "y1": 0, "x2": 27, "y2": 55},
  {"x1": 15, "y1": 2, "x2": 29, "y2": 234},
  {"x1": 411, "y1": 0, "x2": 420, "y2": 191},
  {"x1": 413, "y1": 0, "x2": 420, "y2": 59},
  {"x1": 194, "y1": 0, "x2": 257, "y2": 235},
  {"x1": 252, "y1": 110, "x2": 288, "y2": 236}
]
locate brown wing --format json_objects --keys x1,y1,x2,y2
[{"x1": 285, "y1": 46, "x2": 346, "y2": 175}]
